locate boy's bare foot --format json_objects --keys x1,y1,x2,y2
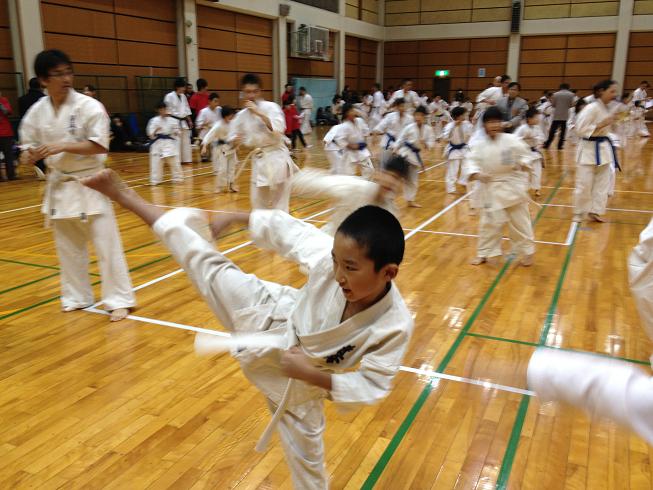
[
  {"x1": 229, "y1": 184, "x2": 239, "y2": 193},
  {"x1": 471, "y1": 257, "x2": 486, "y2": 265},
  {"x1": 81, "y1": 169, "x2": 127, "y2": 201},
  {"x1": 534, "y1": 190, "x2": 541, "y2": 197},
  {"x1": 572, "y1": 213, "x2": 584, "y2": 223},
  {"x1": 588, "y1": 212, "x2": 605, "y2": 223},
  {"x1": 110, "y1": 308, "x2": 130, "y2": 322},
  {"x1": 521, "y1": 254, "x2": 534, "y2": 267},
  {"x1": 62, "y1": 304, "x2": 91, "y2": 312},
  {"x1": 214, "y1": 187, "x2": 225, "y2": 194},
  {"x1": 408, "y1": 201, "x2": 422, "y2": 208}
]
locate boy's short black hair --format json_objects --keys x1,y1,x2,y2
[
  {"x1": 500, "y1": 74, "x2": 511, "y2": 83},
  {"x1": 241, "y1": 73, "x2": 261, "y2": 87},
  {"x1": 634, "y1": 100, "x2": 642, "y2": 108},
  {"x1": 196, "y1": 78, "x2": 208, "y2": 90},
  {"x1": 594, "y1": 79, "x2": 616, "y2": 94},
  {"x1": 299, "y1": 86, "x2": 306, "y2": 91},
  {"x1": 450, "y1": 106, "x2": 466, "y2": 119},
  {"x1": 337, "y1": 205, "x2": 405, "y2": 271},
  {"x1": 508, "y1": 82, "x2": 520, "y2": 90},
  {"x1": 28, "y1": 77, "x2": 41, "y2": 90},
  {"x1": 174, "y1": 77, "x2": 186, "y2": 88},
  {"x1": 156, "y1": 101, "x2": 167, "y2": 110},
  {"x1": 208, "y1": 92, "x2": 220, "y2": 101},
  {"x1": 525, "y1": 107, "x2": 539, "y2": 119},
  {"x1": 392, "y1": 97, "x2": 406, "y2": 107},
  {"x1": 560, "y1": 83, "x2": 570, "y2": 90},
  {"x1": 383, "y1": 154, "x2": 410, "y2": 181},
  {"x1": 221, "y1": 105, "x2": 236, "y2": 118},
  {"x1": 483, "y1": 106, "x2": 504, "y2": 123},
  {"x1": 84, "y1": 84, "x2": 96, "y2": 92},
  {"x1": 414, "y1": 105, "x2": 427, "y2": 115},
  {"x1": 34, "y1": 49, "x2": 72, "y2": 79},
  {"x1": 341, "y1": 102, "x2": 355, "y2": 117}
]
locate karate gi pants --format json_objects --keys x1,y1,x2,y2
[
  {"x1": 301, "y1": 109, "x2": 313, "y2": 135},
  {"x1": 326, "y1": 151, "x2": 342, "y2": 174},
  {"x1": 179, "y1": 128, "x2": 192, "y2": 163},
  {"x1": 530, "y1": 159, "x2": 542, "y2": 191},
  {"x1": 150, "y1": 154, "x2": 183, "y2": 185},
  {"x1": 155, "y1": 210, "x2": 328, "y2": 489},
  {"x1": 212, "y1": 150, "x2": 237, "y2": 190},
  {"x1": 445, "y1": 158, "x2": 463, "y2": 193},
  {"x1": 52, "y1": 209, "x2": 136, "y2": 311},
  {"x1": 478, "y1": 203, "x2": 535, "y2": 258},
  {"x1": 405, "y1": 164, "x2": 420, "y2": 201},
  {"x1": 251, "y1": 180, "x2": 293, "y2": 213},
  {"x1": 528, "y1": 348, "x2": 653, "y2": 446},
  {"x1": 573, "y1": 164, "x2": 611, "y2": 218}
]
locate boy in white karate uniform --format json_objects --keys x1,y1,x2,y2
[
  {"x1": 514, "y1": 107, "x2": 545, "y2": 197},
  {"x1": 229, "y1": 74, "x2": 297, "y2": 212},
  {"x1": 528, "y1": 217, "x2": 653, "y2": 446},
  {"x1": 146, "y1": 101, "x2": 183, "y2": 185},
  {"x1": 441, "y1": 106, "x2": 473, "y2": 195},
  {"x1": 573, "y1": 79, "x2": 621, "y2": 223},
  {"x1": 195, "y1": 92, "x2": 222, "y2": 161},
  {"x1": 292, "y1": 155, "x2": 409, "y2": 236},
  {"x1": 373, "y1": 98, "x2": 414, "y2": 157},
  {"x1": 323, "y1": 123, "x2": 344, "y2": 174},
  {"x1": 632, "y1": 101, "x2": 651, "y2": 137},
  {"x1": 368, "y1": 83, "x2": 385, "y2": 129},
  {"x1": 201, "y1": 106, "x2": 239, "y2": 193},
  {"x1": 388, "y1": 78, "x2": 420, "y2": 114},
  {"x1": 297, "y1": 87, "x2": 314, "y2": 141},
  {"x1": 467, "y1": 107, "x2": 535, "y2": 267},
  {"x1": 19, "y1": 49, "x2": 135, "y2": 321},
  {"x1": 394, "y1": 106, "x2": 434, "y2": 207},
  {"x1": 428, "y1": 95, "x2": 450, "y2": 139},
  {"x1": 164, "y1": 78, "x2": 193, "y2": 164},
  {"x1": 81, "y1": 168, "x2": 414, "y2": 490},
  {"x1": 335, "y1": 103, "x2": 374, "y2": 178}
]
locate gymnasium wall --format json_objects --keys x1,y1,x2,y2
[
  {"x1": 287, "y1": 31, "x2": 336, "y2": 82},
  {"x1": 196, "y1": 5, "x2": 273, "y2": 107},
  {"x1": 345, "y1": 35, "x2": 378, "y2": 93},
  {"x1": 518, "y1": 33, "x2": 616, "y2": 101},
  {"x1": 523, "y1": 0, "x2": 618, "y2": 20},
  {"x1": 385, "y1": 0, "x2": 513, "y2": 26},
  {"x1": 40, "y1": 0, "x2": 178, "y2": 114},
  {"x1": 635, "y1": 0, "x2": 653, "y2": 13},
  {"x1": 346, "y1": 0, "x2": 381, "y2": 25},
  {"x1": 0, "y1": 0, "x2": 14, "y2": 73},
  {"x1": 625, "y1": 31, "x2": 653, "y2": 95},
  {"x1": 384, "y1": 38, "x2": 509, "y2": 100}
]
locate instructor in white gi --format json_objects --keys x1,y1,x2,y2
[
  {"x1": 164, "y1": 78, "x2": 193, "y2": 164},
  {"x1": 19, "y1": 49, "x2": 135, "y2": 321}
]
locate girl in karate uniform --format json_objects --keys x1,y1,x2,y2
[
  {"x1": 146, "y1": 102, "x2": 184, "y2": 185},
  {"x1": 201, "y1": 106, "x2": 239, "y2": 193},
  {"x1": 441, "y1": 106, "x2": 473, "y2": 195}
]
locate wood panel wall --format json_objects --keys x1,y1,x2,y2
[
  {"x1": 345, "y1": 35, "x2": 378, "y2": 93},
  {"x1": 635, "y1": 0, "x2": 653, "y2": 13},
  {"x1": 625, "y1": 31, "x2": 653, "y2": 96},
  {"x1": 523, "y1": 0, "x2": 619, "y2": 20},
  {"x1": 41, "y1": 0, "x2": 178, "y2": 113},
  {"x1": 197, "y1": 5, "x2": 273, "y2": 107},
  {"x1": 519, "y1": 33, "x2": 616, "y2": 101},
  {"x1": 384, "y1": 38, "x2": 508, "y2": 100},
  {"x1": 385, "y1": 0, "x2": 513, "y2": 26},
  {"x1": 287, "y1": 31, "x2": 336, "y2": 82},
  {"x1": 0, "y1": 0, "x2": 15, "y2": 73},
  {"x1": 345, "y1": 0, "x2": 380, "y2": 24}
]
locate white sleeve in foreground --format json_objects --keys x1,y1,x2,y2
[{"x1": 248, "y1": 209, "x2": 333, "y2": 272}]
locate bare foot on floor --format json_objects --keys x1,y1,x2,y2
[
  {"x1": 521, "y1": 254, "x2": 534, "y2": 267},
  {"x1": 588, "y1": 213, "x2": 605, "y2": 223},
  {"x1": 471, "y1": 257, "x2": 486, "y2": 265},
  {"x1": 408, "y1": 201, "x2": 422, "y2": 208},
  {"x1": 110, "y1": 308, "x2": 129, "y2": 322}
]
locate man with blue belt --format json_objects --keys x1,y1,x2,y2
[{"x1": 573, "y1": 79, "x2": 620, "y2": 223}]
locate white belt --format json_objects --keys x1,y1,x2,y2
[{"x1": 43, "y1": 166, "x2": 103, "y2": 226}]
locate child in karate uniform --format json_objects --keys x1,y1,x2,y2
[
  {"x1": 164, "y1": 78, "x2": 193, "y2": 164},
  {"x1": 514, "y1": 107, "x2": 545, "y2": 197},
  {"x1": 632, "y1": 100, "x2": 651, "y2": 137},
  {"x1": 394, "y1": 106, "x2": 434, "y2": 207},
  {"x1": 441, "y1": 106, "x2": 473, "y2": 195},
  {"x1": 467, "y1": 107, "x2": 535, "y2": 267},
  {"x1": 292, "y1": 155, "x2": 409, "y2": 236},
  {"x1": 146, "y1": 102, "x2": 184, "y2": 185},
  {"x1": 323, "y1": 123, "x2": 344, "y2": 174},
  {"x1": 201, "y1": 106, "x2": 239, "y2": 193},
  {"x1": 573, "y1": 80, "x2": 621, "y2": 223},
  {"x1": 373, "y1": 98, "x2": 414, "y2": 159},
  {"x1": 195, "y1": 92, "x2": 221, "y2": 161},
  {"x1": 81, "y1": 169, "x2": 414, "y2": 490},
  {"x1": 335, "y1": 103, "x2": 374, "y2": 178}
]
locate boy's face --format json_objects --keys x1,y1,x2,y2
[
  {"x1": 242, "y1": 83, "x2": 260, "y2": 102},
  {"x1": 414, "y1": 112, "x2": 425, "y2": 124},
  {"x1": 224, "y1": 114, "x2": 235, "y2": 123},
  {"x1": 397, "y1": 103, "x2": 405, "y2": 113},
  {"x1": 158, "y1": 108, "x2": 168, "y2": 116},
  {"x1": 332, "y1": 233, "x2": 397, "y2": 304},
  {"x1": 209, "y1": 98, "x2": 220, "y2": 109},
  {"x1": 40, "y1": 63, "x2": 73, "y2": 96},
  {"x1": 484, "y1": 119, "x2": 502, "y2": 137},
  {"x1": 527, "y1": 116, "x2": 538, "y2": 126}
]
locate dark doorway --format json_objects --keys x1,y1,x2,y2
[{"x1": 432, "y1": 77, "x2": 451, "y2": 100}]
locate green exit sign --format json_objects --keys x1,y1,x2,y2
[{"x1": 435, "y1": 70, "x2": 449, "y2": 77}]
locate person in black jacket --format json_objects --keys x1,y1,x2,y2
[{"x1": 18, "y1": 78, "x2": 46, "y2": 176}]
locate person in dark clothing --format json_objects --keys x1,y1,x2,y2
[
  {"x1": 110, "y1": 115, "x2": 135, "y2": 152},
  {"x1": 18, "y1": 78, "x2": 47, "y2": 176},
  {"x1": 0, "y1": 90, "x2": 16, "y2": 180}
]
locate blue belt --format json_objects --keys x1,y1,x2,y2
[
  {"x1": 384, "y1": 133, "x2": 396, "y2": 150},
  {"x1": 404, "y1": 141, "x2": 423, "y2": 165},
  {"x1": 583, "y1": 136, "x2": 621, "y2": 171},
  {"x1": 446, "y1": 142, "x2": 466, "y2": 156}
]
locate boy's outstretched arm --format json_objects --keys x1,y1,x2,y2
[{"x1": 81, "y1": 169, "x2": 167, "y2": 226}]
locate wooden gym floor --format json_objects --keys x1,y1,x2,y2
[{"x1": 1, "y1": 129, "x2": 652, "y2": 489}]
